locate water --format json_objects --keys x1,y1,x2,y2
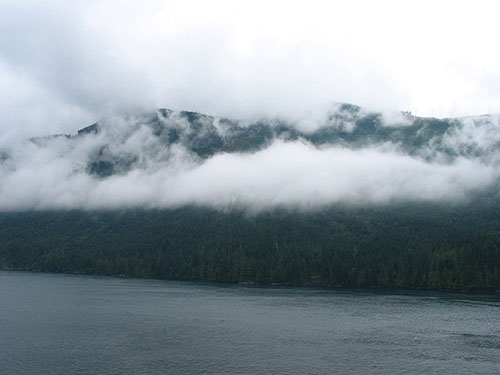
[{"x1": 0, "y1": 271, "x2": 499, "y2": 374}]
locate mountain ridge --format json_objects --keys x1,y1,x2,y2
[
  {"x1": 0, "y1": 104, "x2": 499, "y2": 290},
  {"x1": 1, "y1": 103, "x2": 499, "y2": 211},
  {"x1": 66, "y1": 104, "x2": 499, "y2": 178}
]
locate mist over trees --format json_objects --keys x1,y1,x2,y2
[
  {"x1": 1, "y1": 105, "x2": 499, "y2": 210},
  {"x1": 1, "y1": 106, "x2": 499, "y2": 291}
]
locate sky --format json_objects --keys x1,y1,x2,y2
[{"x1": 1, "y1": 0, "x2": 500, "y2": 141}]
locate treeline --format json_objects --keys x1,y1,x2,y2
[{"x1": 0, "y1": 202, "x2": 499, "y2": 291}]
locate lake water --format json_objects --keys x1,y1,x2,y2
[{"x1": 0, "y1": 271, "x2": 499, "y2": 374}]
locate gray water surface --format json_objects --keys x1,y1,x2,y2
[{"x1": 0, "y1": 271, "x2": 499, "y2": 374}]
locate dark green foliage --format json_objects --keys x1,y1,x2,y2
[
  {"x1": 1, "y1": 201, "x2": 499, "y2": 291},
  {"x1": 87, "y1": 160, "x2": 115, "y2": 177},
  {"x1": 87, "y1": 146, "x2": 139, "y2": 177}
]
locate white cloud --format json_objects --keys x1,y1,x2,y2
[{"x1": 0, "y1": 115, "x2": 498, "y2": 211}]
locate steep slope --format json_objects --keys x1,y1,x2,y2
[
  {"x1": 0, "y1": 104, "x2": 499, "y2": 290},
  {"x1": 74, "y1": 104, "x2": 499, "y2": 178}
]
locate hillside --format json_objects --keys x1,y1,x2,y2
[
  {"x1": 62, "y1": 104, "x2": 500, "y2": 177},
  {"x1": 0, "y1": 104, "x2": 499, "y2": 290},
  {"x1": 1, "y1": 202, "x2": 499, "y2": 290}
]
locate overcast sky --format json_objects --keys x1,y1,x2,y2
[{"x1": 1, "y1": 0, "x2": 500, "y2": 141}]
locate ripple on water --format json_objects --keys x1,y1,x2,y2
[{"x1": 0, "y1": 271, "x2": 499, "y2": 375}]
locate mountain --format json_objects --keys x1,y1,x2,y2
[
  {"x1": 72, "y1": 104, "x2": 499, "y2": 178},
  {"x1": 0, "y1": 104, "x2": 499, "y2": 290}
]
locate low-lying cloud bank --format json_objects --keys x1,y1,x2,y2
[{"x1": 0, "y1": 109, "x2": 499, "y2": 211}]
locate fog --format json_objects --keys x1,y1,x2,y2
[
  {"x1": 1, "y1": 1, "x2": 500, "y2": 211},
  {"x1": 0, "y1": 109, "x2": 498, "y2": 211}
]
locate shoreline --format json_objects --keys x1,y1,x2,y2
[{"x1": 2, "y1": 267, "x2": 499, "y2": 295}]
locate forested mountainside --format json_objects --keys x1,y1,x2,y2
[
  {"x1": 0, "y1": 104, "x2": 499, "y2": 290},
  {"x1": 1, "y1": 201, "x2": 500, "y2": 291},
  {"x1": 1, "y1": 103, "x2": 494, "y2": 180},
  {"x1": 50, "y1": 104, "x2": 500, "y2": 177}
]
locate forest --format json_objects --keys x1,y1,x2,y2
[{"x1": 1, "y1": 199, "x2": 499, "y2": 291}]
